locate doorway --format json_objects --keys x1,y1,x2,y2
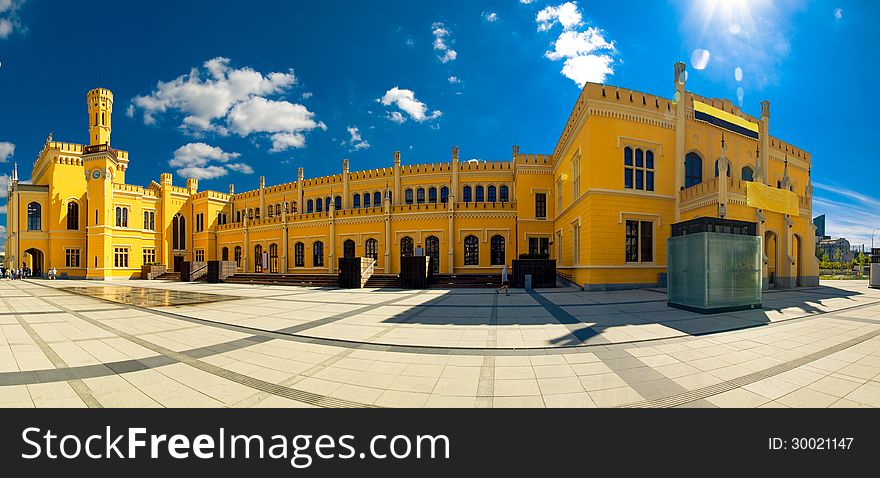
[{"x1": 173, "y1": 255, "x2": 184, "y2": 272}]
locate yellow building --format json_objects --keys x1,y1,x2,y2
[{"x1": 4, "y1": 62, "x2": 818, "y2": 289}]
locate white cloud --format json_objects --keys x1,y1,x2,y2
[
  {"x1": 0, "y1": 141, "x2": 13, "y2": 162},
  {"x1": 269, "y1": 133, "x2": 306, "y2": 152},
  {"x1": 0, "y1": 174, "x2": 10, "y2": 198},
  {"x1": 536, "y1": 2, "x2": 583, "y2": 32},
  {"x1": 346, "y1": 126, "x2": 370, "y2": 151},
  {"x1": 482, "y1": 11, "x2": 498, "y2": 23},
  {"x1": 813, "y1": 182, "x2": 880, "y2": 248},
  {"x1": 301, "y1": 91, "x2": 313, "y2": 99},
  {"x1": 432, "y1": 22, "x2": 458, "y2": 63},
  {"x1": 169, "y1": 142, "x2": 251, "y2": 180},
  {"x1": 130, "y1": 57, "x2": 322, "y2": 150},
  {"x1": 387, "y1": 111, "x2": 406, "y2": 124},
  {"x1": 0, "y1": 204, "x2": 6, "y2": 214},
  {"x1": 520, "y1": 0, "x2": 535, "y2": 4},
  {"x1": 448, "y1": 76, "x2": 461, "y2": 84},
  {"x1": 0, "y1": 0, "x2": 24, "y2": 40},
  {"x1": 834, "y1": 8, "x2": 843, "y2": 20},
  {"x1": 538, "y1": 2, "x2": 617, "y2": 86},
  {"x1": 378, "y1": 87, "x2": 442, "y2": 123}
]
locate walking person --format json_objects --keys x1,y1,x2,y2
[{"x1": 496, "y1": 264, "x2": 510, "y2": 296}]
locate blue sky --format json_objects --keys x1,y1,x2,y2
[{"x1": 1, "y1": 0, "x2": 879, "y2": 250}]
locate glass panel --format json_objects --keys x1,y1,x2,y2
[
  {"x1": 646, "y1": 171, "x2": 654, "y2": 191},
  {"x1": 625, "y1": 169, "x2": 633, "y2": 189},
  {"x1": 646, "y1": 151, "x2": 654, "y2": 169},
  {"x1": 624, "y1": 147, "x2": 633, "y2": 166},
  {"x1": 635, "y1": 170, "x2": 644, "y2": 190},
  {"x1": 635, "y1": 149, "x2": 643, "y2": 167}
]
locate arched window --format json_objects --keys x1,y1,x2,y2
[
  {"x1": 428, "y1": 187, "x2": 437, "y2": 203},
  {"x1": 400, "y1": 236, "x2": 414, "y2": 257},
  {"x1": 685, "y1": 152, "x2": 703, "y2": 188},
  {"x1": 67, "y1": 202, "x2": 79, "y2": 230},
  {"x1": 325, "y1": 197, "x2": 331, "y2": 211},
  {"x1": 464, "y1": 235, "x2": 479, "y2": 265},
  {"x1": 122, "y1": 208, "x2": 128, "y2": 227},
  {"x1": 463, "y1": 186, "x2": 472, "y2": 203},
  {"x1": 234, "y1": 246, "x2": 242, "y2": 267},
  {"x1": 714, "y1": 160, "x2": 731, "y2": 177},
  {"x1": 405, "y1": 189, "x2": 414, "y2": 204},
  {"x1": 363, "y1": 192, "x2": 370, "y2": 208},
  {"x1": 499, "y1": 185, "x2": 509, "y2": 203},
  {"x1": 248, "y1": 208, "x2": 254, "y2": 219},
  {"x1": 417, "y1": 188, "x2": 425, "y2": 204},
  {"x1": 150, "y1": 212, "x2": 155, "y2": 230},
  {"x1": 488, "y1": 185, "x2": 497, "y2": 202},
  {"x1": 27, "y1": 202, "x2": 41, "y2": 231},
  {"x1": 742, "y1": 166, "x2": 754, "y2": 182},
  {"x1": 236, "y1": 211, "x2": 241, "y2": 223},
  {"x1": 307, "y1": 199, "x2": 314, "y2": 213},
  {"x1": 294, "y1": 242, "x2": 305, "y2": 267},
  {"x1": 254, "y1": 244, "x2": 263, "y2": 272},
  {"x1": 276, "y1": 204, "x2": 281, "y2": 216},
  {"x1": 267, "y1": 206, "x2": 274, "y2": 218},
  {"x1": 143, "y1": 211, "x2": 149, "y2": 230},
  {"x1": 269, "y1": 244, "x2": 279, "y2": 273},
  {"x1": 222, "y1": 247, "x2": 229, "y2": 262},
  {"x1": 353, "y1": 194, "x2": 360, "y2": 208},
  {"x1": 365, "y1": 238, "x2": 378, "y2": 261},
  {"x1": 440, "y1": 186, "x2": 449, "y2": 203},
  {"x1": 313, "y1": 241, "x2": 324, "y2": 267},
  {"x1": 475, "y1": 186, "x2": 485, "y2": 202},
  {"x1": 425, "y1": 236, "x2": 440, "y2": 273},
  {"x1": 255, "y1": 207, "x2": 261, "y2": 219},
  {"x1": 115, "y1": 207, "x2": 122, "y2": 227},
  {"x1": 315, "y1": 198, "x2": 323, "y2": 212},
  {"x1": 491, "y1": 235, "x2": 505, "y2": 265},
  {"x1": 335, "y1": 196, "x2": 342, "y2": 210},
  {"x1": 343, "y1": 239, "x2": 356, "y2": 259},
  {"x1": 172, "y1": 214, "x2": 185, "y2": 250},
  {"x1": 373, "y1": 191, "x2": 381, "y2": 206}
]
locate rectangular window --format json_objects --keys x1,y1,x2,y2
[
  {"x1": 65, "y1": 248, "x2": 81, "y2": 268},
  {"x1": 113, "y1": 247, "x2": 129, "y2": 269},
  {"x1": 625, "y1": 220, "x2": 653, "y2": 263},
  {"x1": 195, "y1": 249, "x2": 205, "y2": 262},
  {"x1": 535, "y1": 193, "x2": 547, "y2": 219},
  {"x1": 571, "y1": 155, "x2": 580, "y2": 199},
  {"x1": 528, "y1": 237, "x2": 550, "y2": 256},
  {"x1": 556, "y1": 179, "x2": 563, "y2": 213},
  {"x1": 571, "y1": 223, "x2": 580, "y2": 265},
  {"x1": 624, "y1": 148, "x2": 655, "y2": 192},
  {"x1": 142, "y1": 248, "x2": 156, "y2": 265}
]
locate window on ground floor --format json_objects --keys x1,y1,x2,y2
[
  {"x1": 113, "y1": 248, "x2": 129, "y2": 268},
  {"x1": 65, "y1": 248, "x2": 81, "y2": 268},
  {"x1": 143, "y1": 248, "x2": 156, "y2": 265},
  {"x1": 625, "y1": 220, "x2": 654, "y2": 263},
  {"x1": 528, "y1": 237, "x2": 550, "y2": 256}
]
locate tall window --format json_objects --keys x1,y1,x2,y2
[
  {"x1": 425, "y1": 236, "x2": 440, "y2": 273},
  {"x1": 221, "y1": 247, "x2": 229, "y2": 262},
  {"x1": 236, "y1": 211, "x2": 241, "y2": 223},
  {"x1": 276, "y1": 204, "x2": 281, "y2": 216},
  {"x1": 113, "y1": 247, "x2": 129, "y2": 268},
  {"x1": 490, "y1": 235, "x2": 505, "y2": 265},
  {"x1": 195, "y1": 213, "x2": 204, "y2": 232},
  {"x1": 295, "y1": 242, "x2": 305, "y2": 267},
  {"x1": 428, "y1": 187, "x2": 437, "y2": 203},
  {"x1": 234, "y1": 246, "x2": 242, "y2": 267},
  {"x1": 149, "y1": 212, "x2": 155, "y2": 230},
  {"x1": 65, "y1": 248, "x2": 81, "y2": 268},
  {"x1": 335, "y1": 196, "x2": 342, "y2": 210},
  {"x1": 313, "y1": 241, "x2": 324, "y2": 267},
  {"x1": 144, "y1": 211, "x2": 150, "y2": 230},
  {"x1": 363, "y1": 192, "x2": 370, "y2": 208},
  {"x1": 248, "y1": 208, "x2": 254, "y2": 219},
  {"x1": 365, "y1": 238, "x2": 378, "y2": 261},
  {"x1": 143, "y1": 248, "x2": 156, "y2": 265},
  {"x1": 67, "y1": 202, "x2": 79, "y2": 230},
  {"x1": 254, "y1": 245, "x2": 263, "y2": 272},
  {"x1": 195, "y1": 249, "x2": 205, "y2": 262},
  {"x1": 488, "y1": 185, "x2": 497, "y2": 202},
  {"x1": 255, "y1": 207, "x2": 261, "y2": 219},
  {"x1": 307, "y1": 199, "x2": 314, "y2": 213},
  {"x1": 685, "y1": 152, "x2": 703, "y2": 188},
  {"x1": 269, "y1": 244, "x2": 279, "y2": 273},
  {"x1": 172, "y1": 214, "x2": 185, "y2": 250},
  {"x1": 353, "y1": 194, "x2": 360, "y2": 208},
  {"x1": 536, "y1": 193, "x2": 547, "y2": 219},
  {"x1": 115, "y1": 207, "x2": 128, "y2": 227},
  {"x1": 267, "y1": 206, "x2": 274, "y2": 218},
  {"x1": 325, "y1": 197, "x2": 331, "y2": 212},
  {"x1": 624, "y1": 147, "x2": 654, "y2": 191},
  {"x1": 742, "y1": 166, "x2": 754, "y2": 182},
  {"x1": 373, "y1": 191, "x2": 382, "y2": 206},
  {"x1": 343, "y1": 239, "x2": 356, "y2": 259},
  {"x1": 572, "y1": 223, "x2": 580, "y2": 265},
  {"x1": 464, "y1": 235, "x2": 479, "y2": 265},
  {"x1": 715, "y1": 159, "x2": 731, "y2": 177},
  {"x1": 400, "y1": 236, "x2": 414, "y2": 257},
  {"x1": 463, "y1": 186, "x2": 472, "y2": 203},
  {"x1": 405, "y1": 189, "x2": 414, "y2": 204},
  {"x1": 475, "y1": 186, "x2": 484, "y2": 202},
  {"x1": 528, "y1": 237, "x2": 550, "y2": 256},
  {"x1": 500, "y1": 185, "x2": 509, "y2": 203},
  {"x1": 440, "y1": 187, "x2": 449, "y2": 203},
  {"x1": 315, "y1": 199, "x2": 323, "y2": 212},
  {"x1": 625, "y1": 220, "x2": 653, "y2": 263},
  {"x1": 572, "y1": 154, "x2": 580, "y2": 198},
  {"x1": 556, "y1": 178, "x2": 563, "y2": 212},
  {"x1": 417, "y1": 188, "x2": 425, "y2": 204}
]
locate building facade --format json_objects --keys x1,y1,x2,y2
[{"x1": 4, "y1": 62, "x2": 819, "y2": 289}]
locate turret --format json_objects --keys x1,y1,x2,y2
[{"x1": 87, "y1": 88, "x2": 114, "y2": 146}]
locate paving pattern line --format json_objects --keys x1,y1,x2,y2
[
  {"x1": 11, "y1": 282, "x2": 377, "y2": 408},
  {"x1": 619, "y1": 324, "x2": 880, "y2": 408}
]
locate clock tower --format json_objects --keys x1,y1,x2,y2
[{"x1": 83, "y1": 87, "x2": 120, "y2": 279}]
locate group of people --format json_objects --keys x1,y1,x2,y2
[{"x1": 1, "y1": 266, "x2": 30, "y2": 280}]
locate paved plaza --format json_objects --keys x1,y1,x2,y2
[{"x1": 1, "y1": 278, "x2": 879, "y2": 408}]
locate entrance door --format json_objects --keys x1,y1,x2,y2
[
  {"x1": 173, "y1": 255, "x2": 184, "y2": 272},
  {"x1": 425, "y1": 236, "x2": 440, "y2": 273},
  {"x1": 765, "y1": 231, "x2": 777, "y2": 288},
  {"x1": 24, "y1": 248, "x2": 44, "y2": 277}
]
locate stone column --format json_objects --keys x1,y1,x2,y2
[
  {"x1": 297, "y1": 167, "x2": 304, "y2": 213},
  {"x1": 760, "y1": 101, "x2": 771, "y2": 184},
  {"x1": 393, "y1": 151, "x2": 401, "y2": 206},
  {"x1": 259, "y1": 176, "x2": 265, "y2": 217},
  {"x1": 384, "y1": 195, "x2": 392, "y2": 273},
  {"x1": 342, "y1": 159, "x2": 350, "y2": 210},
  {"x1": 673, "y1": 61, "x2": 687, "y2": 223}
]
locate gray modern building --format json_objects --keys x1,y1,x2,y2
[
  {"x1": 813, "y1": 215, "x2": 831, "y2": 241},
  {"x1": 818, "y1": 237, "x2": 854, "y2": 262}
]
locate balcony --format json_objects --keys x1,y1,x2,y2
[{"x1": 83, "y1": 143, "x2": 118, "y2": 157}]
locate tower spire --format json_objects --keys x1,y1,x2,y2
[{"x1": 11, "y1": 161, "x2": 18, "y2": 182}]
